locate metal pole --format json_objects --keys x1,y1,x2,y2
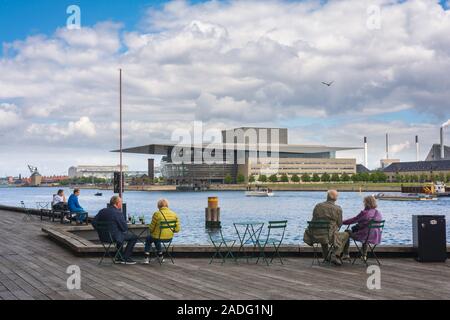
[
  {"x1": 364, "y1": 137, "x2": 368, "y2": 168},
  {"x1": 119, "y1": 68, "x2": 123, "y2": 199}
]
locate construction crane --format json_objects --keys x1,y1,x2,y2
[{"x1": 27, "y1": 165, "x2": 40, "y2": 176}]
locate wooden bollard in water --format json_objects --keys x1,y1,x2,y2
[{"x1": 205, "y1": 196, "x2": 221, "y2": 228}]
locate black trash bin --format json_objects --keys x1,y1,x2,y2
[{"x1": 412, "y1": 215, "x2": 447, "y2": 262}]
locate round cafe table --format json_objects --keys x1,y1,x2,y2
[{"x1": 233, "y1": 221, "x2": 265, "y2": 263}]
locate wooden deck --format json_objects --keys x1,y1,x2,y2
[{"x1": 1, "y1": 209, "x2": 449, "y2": 300}]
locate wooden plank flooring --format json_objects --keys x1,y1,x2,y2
[{"x1": 0, "y1": 209, "x2": 449, "y2": 300}]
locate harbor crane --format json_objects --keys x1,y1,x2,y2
[{"x1": 27, "y1": 165, "x2": 40, "y2": 176}]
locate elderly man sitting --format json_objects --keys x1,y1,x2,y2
[{"x1": 303, "y1": 190, "x2": 349, "y2": 266}]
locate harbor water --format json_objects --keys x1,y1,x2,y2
[{"x1": 1, "y1": 187, "x2": 449, "y2": 245}]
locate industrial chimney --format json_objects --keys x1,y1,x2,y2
[
  {"x1": 364, "y1": 137, "x2": 368, "y2": 168},
  {"x1": 415, "y1": 135, "x2": 419, "y2": 161},
  {"x1": 441, "y1": 127, "x2": 445, "y2": 160},
  {"x1": 385, "y1": 133, "x2": 389, "y2": 159}
]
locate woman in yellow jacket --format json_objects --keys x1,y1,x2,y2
[{"x1": 144, "y1": 199, "x2": 180, "y2": 264}]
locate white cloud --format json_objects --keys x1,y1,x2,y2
[
  {"x1": 26, "y1": 116, "x2": 96, "y2": 141},
  {"x1": 0, "y1": 103, "x2": 21, "y2": 130},
  {"x1": 390, "y1": 141, "x2": 411, "y2": 154}
]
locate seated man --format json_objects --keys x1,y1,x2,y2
[
  {"x1": 92, "y1": 196, "x2": 137, "y2": 265},
  {"x1": 303, "y1": 190, "x2": 349, "y2": 266},
  {"x1": 67, "y1": 188, "x2": 88, "y2": 224},
  {"x1": 143, "y1": 199, "x2": 180, "y2": 264}
]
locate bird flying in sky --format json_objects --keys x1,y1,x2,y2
[{"x1": 321, "y1": 81, "x2": 334, "y2": 86}]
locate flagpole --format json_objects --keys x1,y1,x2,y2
[{"x1": 119, "y1": 68, "x2": 123, "y2": 200}]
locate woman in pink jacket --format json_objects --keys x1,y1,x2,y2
[{"x1": 342, "y1": 195, "x2": 383, "y2": 261}]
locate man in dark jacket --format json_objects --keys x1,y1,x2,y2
[{"x1": 92, "y1": 196, "x2": 137, "y2": 264}]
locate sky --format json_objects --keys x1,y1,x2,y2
[{"x1": 0, "y1": 0, "x2": 450, "y2": 176}]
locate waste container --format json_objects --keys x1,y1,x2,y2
[{"x1": 412, "y1": 215, "x2": 447, "y2": 262}]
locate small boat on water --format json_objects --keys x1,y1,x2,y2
[
  {"x1": 245, "y1": 185, "x2": 274, "y2": 197},
  {"x1": 375, "y1": 193, "x2": 437, "y2": 201},
  {"x1": 94, "y1": 192, "x2": 103, "y2": 197},
  {"x1": 401, "y1": 182, "x2": 450, "y2": 197}
]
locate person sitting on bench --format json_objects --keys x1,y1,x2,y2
[
  {"x1": 52, "y1": 189, "x2": 67, "y2": 210},
  {"x1": 52, "y1": 189, "x2": 70, "y2": 223},
  {"x1": 68, "y1": 188, "x2": 88, "y2": 224}
]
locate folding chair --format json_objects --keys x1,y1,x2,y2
[
  {"x1": 20, "y1": 201, "x2": 34, "y2": 222},
  {"x1": 152, "y1": 220, "x2": 177, "y2": 265},
  {"x1": 352, "y1": 220, "x2": 385, "y2": 266},
  {"x1": 256, "y1": 220, "x2": 288, "y2": 266},
  {"x1": 208, "y1": 226, "x2": 237, "y2": 264},
  {"x1": 94, "y1": 221, "x2": 125, "y2": 265},
  {"x1": 306, "y1": 220, "x2": 335, "y2": 266}
]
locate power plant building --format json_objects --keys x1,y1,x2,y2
[{"x1": 119, "y1": 127, "x2": 360, "y2": 186}]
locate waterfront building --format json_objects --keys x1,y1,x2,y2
[
  {"x1": 68, "y1": 165, "x2": 129, "y2": 179},
  {"x1": 380, "y1": 158, "x2": 400, "y2": 169},
  {"x1": 383, "y1": 160, "x2": 450, "y2": 182},
  {"x1": 119, "y1": 127, "x2": 360, "y2": 186}
]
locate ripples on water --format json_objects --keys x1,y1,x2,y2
[{"x1": 1, "y1": 187, "x2": 449, "y2": 244}]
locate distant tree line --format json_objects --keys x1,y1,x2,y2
[
  {"x1": 59, "y1": 177, "x2": 108, "y2": 185},
  {"x1": 226, "y1": 171, "x2": 390, "y2": 184},
  {"x1": 220, "y1": 171, "x2": 450, "y2": 184}
]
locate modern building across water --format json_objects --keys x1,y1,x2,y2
[
  {"x1": 68, "y1": 165, "x2": 129, "y2": 180},
  {"x1": 120, "y1": 127, "x2": 360, "y2": 186}
]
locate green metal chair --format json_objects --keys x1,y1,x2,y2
[
  {"x1": 256, "y1": 220, "x2": 288, "y2": 265},
  {"x1": 94, "y1": 221, "x2": 125, "y2": 265},
  {"x1": 20, "y1": 201, "x2": 34, "y2": 222},
  {"x1": 306, "y1": 220, "x2": 335, "y2": 265},
  {"x1": 352, "y1": 220, "x2": 385, "y2": 266},
  {"x1": 208, "y1": 227, "x2": 237, "y2": 264},
  {"x1": 153, "y1": 220, "x2": 178, "y2": 265}
]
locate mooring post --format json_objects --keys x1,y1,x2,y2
[{"x1": 205, "y1": 196, "x2": 221, "y2": 228}]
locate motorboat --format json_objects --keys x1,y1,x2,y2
[{"x1": 245, "y1": 186, "x2": 274, "y2": 197}]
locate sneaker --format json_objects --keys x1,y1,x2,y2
[
  {"x1": 114, "y1": 257, "x2": 126, "y2": 264},
  {"x1": 142, "y1": 256, "x2": 150, "y2": 264},
  {"x1": 157, "y1": 253, "x2": 165, "y2": 263},
  {"x1": 124, "y1": 258, "x2": 137, "y2": 265}
]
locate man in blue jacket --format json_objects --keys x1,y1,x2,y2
[
  {"x1": 67, "y1": 189, "x2": 88, "y2": 224},
  {"x1": 92, "y1": 196, "x2": 138, "y2": 264}
]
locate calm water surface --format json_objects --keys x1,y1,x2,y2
[{"x1": 1, "y1": 187, "x2": 449, "y2": 244}]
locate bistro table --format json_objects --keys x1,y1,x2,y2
[
  {"x1": 233, "y1": 221, "x2": 265, "y2": 263},
  {"x1": 127, "y1": 218, "x2": 150, "y2": 247},
  {"x1": 36, "y1": 201, "x2": 50, "y2": 210}
]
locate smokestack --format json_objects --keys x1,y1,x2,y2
[
  {"x1": 386, "y1": 133, "x2": 389, "y2": 159},
  {"x1": 364, "y1": 137, "x2": 368, "y2": 168},
  {"x1": 441, "y1": 127, "x2": 445, "y2": 159},
  {"x1": 415, "y1": 135, "x2": 420, "y2": 161},
  {"x1": 416, "y1": 135, "x2": 420, "y2": 161}
]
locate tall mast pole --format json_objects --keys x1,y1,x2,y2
[{"x1": 119, "y1": 68, "x2": 123, "y2": 199}]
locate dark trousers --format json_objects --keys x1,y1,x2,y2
[
  {"x1": 117, "y1": 233, "x2": 138, "y2": 260},
  {"x1": 144, "y1": 235, "x2": 162, "y2": 254}
]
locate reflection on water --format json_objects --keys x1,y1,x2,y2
[{"x1": 1, "y1": 187, "x2": 449, "y2": 244}]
